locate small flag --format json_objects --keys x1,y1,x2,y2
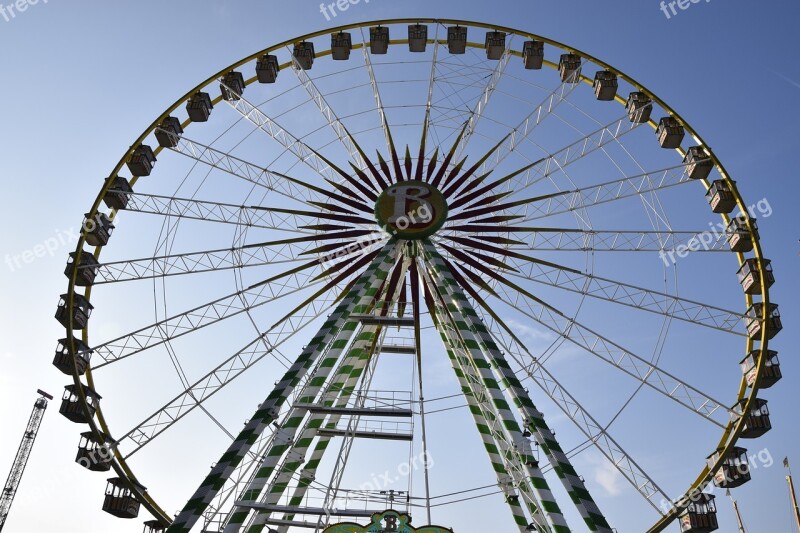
[{"x1": 785, "y1": 456, "x2": 791, "y2": 468}]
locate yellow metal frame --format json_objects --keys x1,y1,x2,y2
[{"x1": 63, "y1": 19, "x2": 771, "y2": 531}]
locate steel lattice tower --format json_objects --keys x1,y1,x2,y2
[{"x1": 0, "y1": 390, "x2": 52, "y2": 532}]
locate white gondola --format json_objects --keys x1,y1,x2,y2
[
  {"x1": 55, "y1": 292, "x2": 93, "y2": 330},
  {"x1": 485, "y1": 31, "x2": 506, "y2": 60},
  {"x1": 657, "y1": 117, "x2": 685, "y2": 149},
  {"x1": 126, "y1": 145, "x2": 156, "y2": 177},
  {"x1": 103, "y1": 176, "x2": 133, "y2": 211},
  {"x1": 154, "y1": 116, "x2": 183, "y2": 148},
  {"x1": 370, "y1": 26, "x2": 390, "y2": 54},
  {"x1": 737, "y1": 258, "x2": 774, "y2": 295},
  {"x1": 745, "y1": 302, "x2": 782, "y2": 340},
  {"x1": 256, "y1": 54, "x2": 280, "y2": 83},
  {"x1": 522, "y1": 40, "x2": 544, "y2": 69},
  {"x1": 220, "y1": 71, "x2": 245, "y2": 101},
  {"x1": 408, "y1": 24, "x2": 427, "y2": 53},
  {"x1": 559, "y1": 53, "x2": 581, "y2": 82},
  {"x1": 593, "y1": 70, "x2": 618, "y2": 101},
  {"x1": 332, "y1": 31, "x2": 353, "y2": 59},
  {"x1": 740, "y1": 350, "x2": 781, "y2": 389},
  {"x1": 103, "y1": 478, "x2": 141, "y2": 519},
  {"x1": 186, "y1": 92, "x2": 213, "y2": 122},
  {"x1": 726, "y1": 216, "x2": 758, "y2": 252},
  {"x1": 708, "y1": 447, "x2": 751, "y2": 489},
  {"x1": 626, "y1": 92, "x2": 652, "y2": 123},
  {"x1": 53, "y1": 338, "x2": 93, "y2": 376},
  {"x1": 678, "y1": 493, "x2": 718, "y2": 533},
  {"x1": 59, "y1": 383, "x2": 100, "y2": 423},
  {"x1": 447, "y1": 25, "x2": 467, "y2": 54},
  {"x1": 705, "y1": 180, "x2": 736, "y2": 214},
  {"x1": 731, "y1": 398, "x2": 771, "y2": 439},
  {"x1": 64, "y1": 250, "x2": 99, "y2": 287}
]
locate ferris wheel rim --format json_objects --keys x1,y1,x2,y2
[{"x1": 59, "y1": 18, "x2": 774, "y2": 532}]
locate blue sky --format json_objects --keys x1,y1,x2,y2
[{"x1": 1, "y1": 1, "x2": 799, "y2": 532}]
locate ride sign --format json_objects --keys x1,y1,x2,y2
[{"x1": 374, "y1": 181, "x2": 448, "y2": 240}]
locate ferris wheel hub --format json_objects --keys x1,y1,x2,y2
[{"x1": 374, "y1": 180, "x2": 448, "y2": 240}]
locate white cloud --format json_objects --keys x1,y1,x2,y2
[
  {"x1": 505, "y1": 318, "x2": 555, "y2": 343},
  {"x1": 593, "y1": 458, "x2": 624, "y2": 497}
]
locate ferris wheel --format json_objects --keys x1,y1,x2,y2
[{"x1": 54, "y1": 18, "x2": 782, "y2": 533}]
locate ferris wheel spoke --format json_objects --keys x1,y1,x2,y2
[
  {"x1": 452, "y1": 159, "x2": 688, "y2": 217},
  {"x1": 359, "y1": 28, "x2": 394, "y2": 156},
  {"x1": 118, "y1": 191, "x2": 319, "y2": 233},
  {"x1": 90, "y1": 255, "x2": 335, "y2": 368},
  {"x1": 282, "y1": 50, "x2": 370, "y2": 172},
  {"x1": 563, "y1": 229, "x2": 726, "y2": 254},
  {"x1": 451, "y1": 227, "x2": 729, "y2": 253},
  {"x1": 446, "y1": 59, "x2": 586, "y2": 197},
  {"x1": 424, "y1": 56, "x2": 475, "y2": 144},
  {"x1": 223, "y1": 86, "x2": 385, "y2": 193},
  {"x1": 444, "y1": 158, "x2": 536, "y2": 208},
  {"x1": 90, "y1": 230, "x2": 376, "y2": 285},
  {"x1": 421, "y1": 242, "x2": 613, "y2": 532},
  {"x1": 502, "y1": 161, "x2": 695, "y2": 223},
  {"x1": 119, "y1": 294, "x2": 336, "y2": 458},
  {"x1": 505, "y1": 294, "x2": 731, "y2": 427},
  {"x1": 261, "y1": 205, "x2": 374, "y2": 225},
  {"x1": 166, "y1": 134, "x2": 329, "y2": 210},
  {"x1": 429, "y1": 46, "x2": 512, "y2": 129},
  {"x1": 420, "y1": 28, "x2": 441, "y2": 155},
  {"x1": 448, "y1": 186, "x2": 556, "y2": 221},
  {"x1": 451, "y1": 111, "x2": 645, "y2": 205},
  {"x1": 503, "y1": 262, "x2": 745, "y2": 335},
  {"x1": 92, "y1": 249, "x2": 305, "y2": 285},
  {"x1": 438, "y1": 238, "x2": 744, "y2": 333},
  {"x1": 450, "y1": 37, "x2": 512, "y2": 164},
  {"x1": 506, "y1": 113, "x2": 651, "y2": 201},
  {"x1": 446, "y1": 258, "x2": 731, "y2": 427}
]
